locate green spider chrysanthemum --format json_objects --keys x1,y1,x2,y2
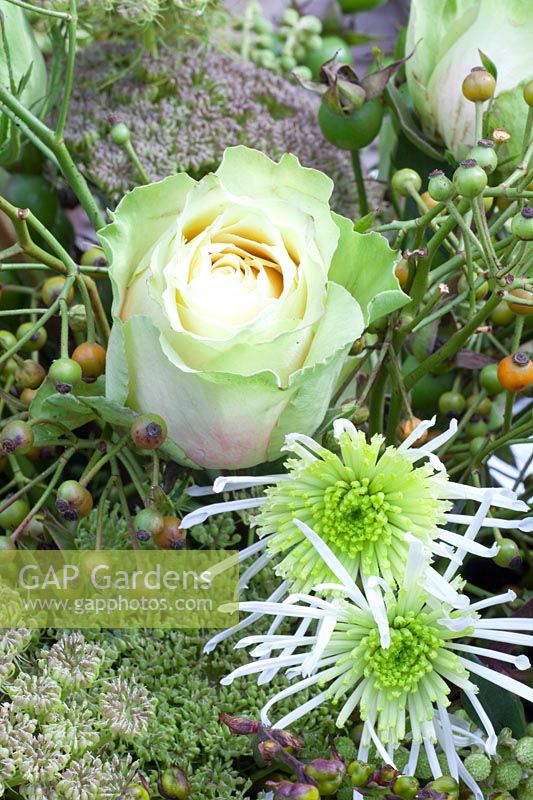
[
  {"x1": 256, "y1": 428, "x2": 450, "y2": 589},
  {"x1": 224, "y1": 542, "x2": 533, "y2": 779}
]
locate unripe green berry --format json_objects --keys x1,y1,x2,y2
[
  {"x1": 0, "y1": 496, "x2": 30, "y2": 530},
  {"x1": 111, "y1": 122, "x2": 131, "y2": 145},
  {"x1": 131, "y1": 413, "x2": 167, "y2": 450},
  {"x1": 469, "y1": 436, "x2": 486, "y2": 456},
  {"x1": 494, "y1": 760, "x2": 523, "y2": 791},
  {"x1": 511, "y1": 207, "x2": 533, "y2": 240},
  {"x1": 1, "y1": 420, "x2": 35, "y2": 455},
  {"x1": 515, "y1": 737, "x2": 533, "y2": 770},
  {"x1": 468, "y1": 139, "x2": 498, "y2": 174},
  {"x1": 41, "y1": 275, "x2": 74, "y2": 307},
  {"x1": 135, "y1": 508, "x2": 165, "y2": 542},
  {"x1": 523, "y1": 80, "x2": 533, "y2": 106},
  {"x1": 462, "y1": 67, "x2": 496, "y2": 102},
  {"x1": 158, "y1": 767, "x2": 191, "y2": 799},
  {"x1": 0, "y1": 329, "x2": 16, "y2": 351},
  {"x1": 16, "y1": 322, "x2": 47, "y2": 352},
  {"x1": 493, "y1": 538, "x2": 522, "y2": 569},
  {"x1": 439, "y1": 390, "x2": 466, "y2": 416},
  {"x1": 80, "y1": 247, "x2": 107, "y2": 269},
  {"x1": 464, "y1": 753, "x2": 492, "y2": 781},
  {"x1": 391, "y1": 168, "x2": 422, "y2": 197},
  {"x1": 393, "y1": 775, "x2": 419, "y2": 799},
  {"x1": 56, "y1": 480, "x2": 93, "y2": 521},
  {"x1": 480, "y1": 363, "x2": 503, "y2": 395},
  {"x1": 48, "y1": 357, "x2": 83, "y2": 394},
  {"x1": 428, "y1": 169, "x2": 454, "y2": 202},
  {"x1": 453, "y1": 159, "x2": 488, "y2": 198}
]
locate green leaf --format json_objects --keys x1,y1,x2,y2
[
  {"x1": 80, "y1": 395, "x2": 137, "y2": 429},
  {"x1": 461, "y1": 656, "x2": 526, "y2": 738},
  {"x1": 478, "y1": 49, "x2": 498, "y2": 81},
  {"x1": 385, "y1": 82, "x2": 446, "y2": 162},
  {"x1": 29, "y1": 379, "x2": 104, "y2": 445}
]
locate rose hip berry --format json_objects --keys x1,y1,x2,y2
[
  {"x1": 72, "y1": 342, "x2": 107, "y2": 379},
  {"x1": 130, "y1": 413, "x2": 167, "y2": 450},
  {"x1": 48, "y1": 357, "x2": 83, "y2": 394},
  {"x1": 56, "y1": 480, "x2": 93, "y2": 521},
  {"x1": 0, "y1": 420, "x2": 35, "y2": 455}
]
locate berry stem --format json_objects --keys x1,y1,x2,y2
[
  {"x1": 55, "y1": 0, "x2": 78, "y2": 141},
  {"x1": 351, "y1": 149, "x2": 369, "y2": 216}
]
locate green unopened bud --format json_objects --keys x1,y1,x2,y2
[
  {"x1": 68, "y1": 304, "x2": 87, "y2": 334},
  {"x1": 158, "y1": 767, "x2": 190, "y2": 800},
  {"x1": 426, "y1": 775, "x2": 460, "y2": 799},
  {"x1": 494, "y1": 760, "x2": 523, "y2": 791},
  {"x1": 348, "y1": 760, "x2": 373, "y2": 788},
  {"x1": 393, "y1": 775, "x2": 420, "y2": 799},
  {"x1": 304, "y1": 752, "x2": 346, "y2": 795},
  {"x1": 515, "y1": 737, "x2": 533, "y2": 770},
  {"x1": 464, "y1": 753, "x2": 492, "y2": 781},
  {"x1": 269, "y1": 782, "x2": 320, "y2": 800}
]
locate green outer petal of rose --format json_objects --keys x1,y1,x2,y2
[
  {"x1": 114, "y1": 283, "x2": 362, "y2": 469},
  {"x1": 98, "y1": 171, "x2": 197, "y2": 316},
  {"x1": 328, "y1": 213, "x2": 408, "y2": 325}
]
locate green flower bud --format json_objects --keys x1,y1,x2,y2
[
  {"x1": 158, "y1": 767, "x2": 191, "y2": 799},
  {"x1": 426, "y1": 775, "x2": 459, "y2": 799},
  {"x1": 494, "y1": 760, "x2": 523, "y2": 791},
  {"x1": 393, "y1": 775, "x2": 419, "y2": 799},
  {"x1": 111, "y1": 123, "x2": 131, "y2": 145},
  {"x1": 348, "y1": 760, "x2": 373, "y2": 787},
  {"x1": 304, "y1": 753, "x2": 346, "y2": 795},
  {"x1": 464, "y1": 752, "x2": 492, "y2": 781},
  {"x1": 270, "y1": 782, "x2": 320, "y2": 800},
  {"x1": 515, "y1": 737, "x2": 533, "y2": 770},
  {"x1": 391, "y1": 168, "x2": 422, "y2": 197}
]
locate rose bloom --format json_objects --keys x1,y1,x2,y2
[{"x1": 101, "y1": 147, "x2": 406, "y2": 468}]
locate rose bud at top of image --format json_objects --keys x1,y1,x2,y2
[
  {"x1": 100, "y1": 146, "x2": 407, "y2": 469},
  {"x1": 405, "y1": 0, "x2": 533, "y2": 162}
]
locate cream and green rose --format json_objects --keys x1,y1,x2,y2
[{"x1": 101, "y1": 146, "x2": 407, "y2": 469}]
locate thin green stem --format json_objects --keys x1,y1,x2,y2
[
  {"x1": 80, "y1": 433, "x2": 130, "y2": 487},
  {"x1": 404, "y1": 293, "x2": 501, "y2": 390},
  {"x1": 55, "y1": 0, "x2": 78, "y2": 140},
  {"x1": 351, "y1": 149, "x2": 369, "y2": 216},
  {"x1": 3, "y1": 0, "x2": 71, "y2": 18}
]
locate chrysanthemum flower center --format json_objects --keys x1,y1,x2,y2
[
  {"x1": 320, "y1": 478, "x2": 391, "y2": 555},
  {"x1": 362, "y1": 614, "x2": 444, "y2": 699}
]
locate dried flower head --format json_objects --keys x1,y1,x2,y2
[
  {"x1": 99, "y1": 676, "x2": 154, "y2": 739},
  {"x1": 39, "y1": 632, "x2": 104, "y2": 690}
]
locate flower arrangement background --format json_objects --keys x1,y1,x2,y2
[{"x1": 0, "y1": 0, "x2": 531, "y2": 798}]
